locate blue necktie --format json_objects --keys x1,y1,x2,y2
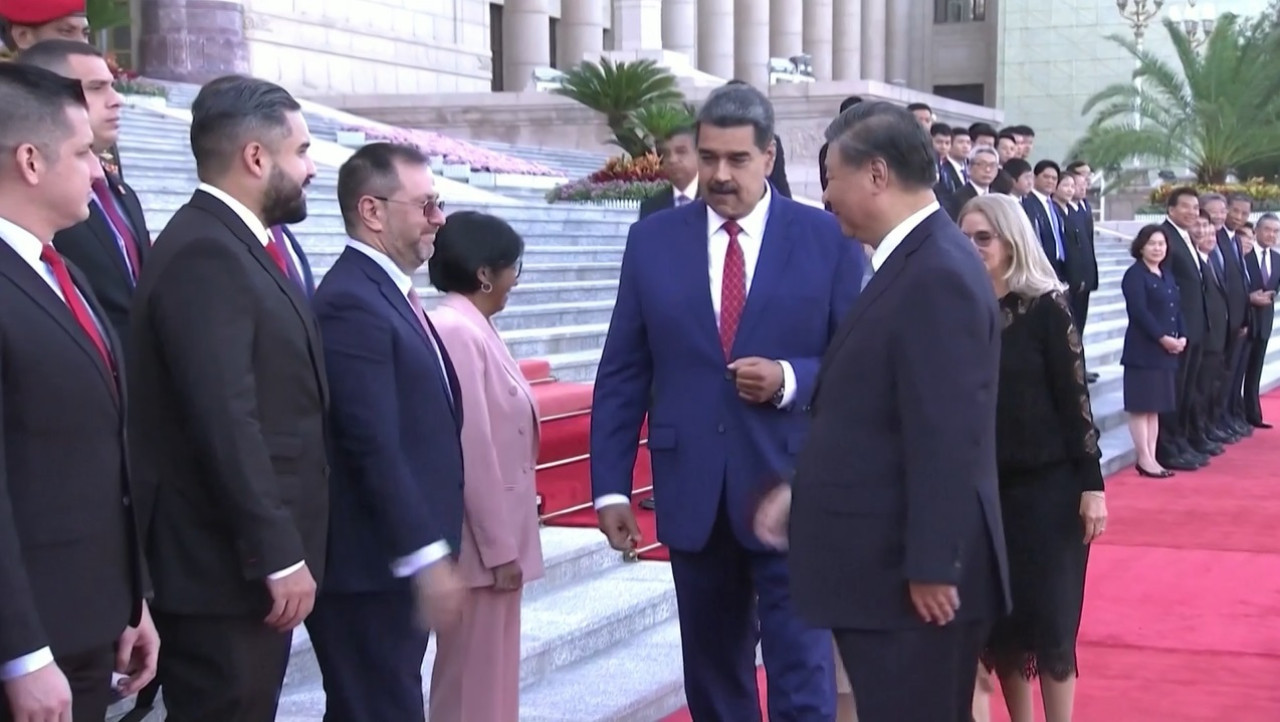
[{"x1": 1048, "y1": 203, "x2": 1065, "y2": 261}]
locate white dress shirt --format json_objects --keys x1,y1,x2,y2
[
  {"x1": 345, "y1": 240, "x2": 453, "y2": 577},
  {"x1": 1258, "y1": 246, "x2": 1273, "y2": 281},
  {"x1": 594, "y1": 185, "x2": 798, "y2": 511},
  {"x1": 870, "y1": 201, "x2": 943, "y2": 272},
  {"x1": 0, "y1": 217, "x2": 107, "y2": 680},
  {"x1": 197, "y1": 184, "x2": 311, "y2": 581},
  {"x1": 1166, "y1": 218, "x2": 1200, "y2": 273},
  {"x1": 674, "y1": 177, "x2": 697, "y2": 206}
]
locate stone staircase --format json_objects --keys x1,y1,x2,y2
[
  {"x1": 467, "y1": 139, "x2": 613, "y2": 181},
  {"x1": 111, "y1": 95, "x2": 1280, "y2": 722}
]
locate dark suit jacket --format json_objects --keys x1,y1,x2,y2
[
  {"x1": 313, "y1": 247, "x2": 464, "y2": 593},
  {"x1": 279, "y1": 225, "x2": 316, "y2": 296},
  {"x1": 1069, "y1": 200, "x2": 1099, "y2": 292},
  {"x1": 991, "y1": 168, "x2": 1014, "y2": 195},
  {"x1": 638, "y1": 188, "x2": 676, "y2": 221},
  {"x1": 1202, "y1": 246, "x2": 1230, "y2": 353},
  {"x1": 770, "y1": 134, "x2": 791, "y2": 199},
  {"x1": 127, "y1": 190, "x2": 330, "y2": 617},
  {"x1": 1246, "y1": 248, "x2": 1280, "y2": 341},
  {"x1": 1215, "y1": 227, "x2": 1249, "y2": 332},
  {"x1": 51, "y1": 170, "x2": 150, "y2": 347},
  {"x1": 1120, "y1": 263, "x2": 1183, "y2": 370},
  {"x1": 1160, "y1": 220, "x2": 1208, "y2": 345},
  {"x1": 939, "y1": 159, "x2": 965, "y2": 194},
  {"x1": 948, "y1": 183, "x2": 981, "y2": 218},
  {"x1": 789, "y1": 208, "x2": 1010, "y2": 630},
  {"x1": 590, "y1": 193, "x2": 863, "y2": 552},
  {"x1": 1021, "y1": 194, "x2": 1068, "y2": 281},
  {"x1": 0, "y1": 240, "x2": 145, "y2": 664}
]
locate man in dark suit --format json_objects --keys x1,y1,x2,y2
[
  {"x1": 1158, "y1": 188, "x2": 1213, "y2": 470},
  {"x1": 1200, "y1": 193, "x2": 1251, "y2": 443},
  {"x1": 758, "y1": 101, "x2": 1009, "y2": 722},
  {"x1": 1190, "y1": 211, "x2": 1230, "y2": 457},
  {"x1": 1243, "y1": 214, "x2": 1279, "y2": 428},
  {"x1": 639, "y1": 125, "x2": 698, "y2": 221},
  {"x1": 1022, "y1": 160, "x2": 1071, "y2": 282},
  {"x1": 724, "y1": 80, "x2": 791, "y2": 198},
  {"x1": 1065, "y1": 161, "x2": 1100, "y2": 382},
  {"x1": 591, "y1": 83, "x2": 863, "y2": 721},
  {"x1": 819, "y1": 95, "x2": 862, "y2": 196},
  {"x1": 1218, "y1": 193, "x2": 1257, "y2": 436},
  {"x1": 306, "y1": 142, "x2": 466, "y2": 722},
  {"x1": 945, "y1": 146, "x2": 999, "y2": 219},
  {"x1": 0, "y1": 62, "x2": 157, "y2": 722},
  {"x1": 16, "y1": 40, "x2": 150, "y2": 348},
  {"x1": 126, "y1": 75, "x2": 328, "y2": 722}
]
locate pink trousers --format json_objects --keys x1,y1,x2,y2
[{"x1": 428, "y1": 586, "x2": 523, "y2": 722}]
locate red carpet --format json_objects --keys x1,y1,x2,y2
[{"x1": 662, "y1": 392, "x2": 1280, "y2": 722}]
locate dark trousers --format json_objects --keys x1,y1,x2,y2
[
  {"x1": 668, "y1": 502, "x2": 834, "y2": 722},
  {"x1": 1243, "y1": 333, "x2": 1270, "y2": 423},
  {"x1": 151, "y1": 611, "x2": 292, "y2": 722},
  {"x1": 1225, "y1": 333, "x2": 1251, "y2": 420},
  {"x1": 1192, "y1": 346, "x2": 1225, "y2": 439},
  {"x1": 1071, "y1": 289, "x2": 1091, "y2": 333},
  {"x1": 1159, "y1": 341, "x2": 1202, "y2": 450},
  {"x1": 0, "y1": 645, "x2": 114, "y2": 722},
  {"x1": 306, "y1": 591, "x2": 430, "y2": 722},
  {"x1": 833, "y1": 621, "x2": 990, "y2": 722}
]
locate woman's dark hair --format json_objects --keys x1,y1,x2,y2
[
  {"x1": 428, "y1": 211, "x2": 525, "y2": 294},
  {"x1": 1130, "y1": 224, "x2": 1166, "y2": 260}
]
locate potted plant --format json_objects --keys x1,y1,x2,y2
[{"x1": 106, "y1": 54, "x2": 169, "y2": 108}]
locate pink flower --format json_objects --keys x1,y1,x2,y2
[{"x1": 343, "y1": 125, "x2": 559, "y2": 176}]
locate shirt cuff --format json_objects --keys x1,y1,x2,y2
[
  {"x1": 0, "y1": 647, "x2": 54, "y2": 681},
  {"x1": 267, "y1": 561, "x2": 305, "y2": 580},
  {"x1": 594, "y1": 494, "x2": 631, "y2": 510},
  {"x1": 774, "y1": 359, "x2": 796, "y2": 409},
  {"x1": 390, "y1": 540, "x2": 451, "y2": 579}
]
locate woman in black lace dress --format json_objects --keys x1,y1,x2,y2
[{"x1": 957, "y1": 195, "x2": 1108, "y2": 722}]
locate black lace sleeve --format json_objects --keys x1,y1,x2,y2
[{"x1": 1039, "y1": 292, "x2": 1105, "y2": 491}]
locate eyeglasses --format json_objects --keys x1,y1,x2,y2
[
  {"x1": 966, "y1": 230, "x2": 1000, "y2": 247},
  {"x1": 373, "y1": 195, "x2": 445, "y2": 216}
]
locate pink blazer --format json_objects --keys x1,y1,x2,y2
[{"x1": 428, "y1": 293, "x2": 545, "y2": 588}]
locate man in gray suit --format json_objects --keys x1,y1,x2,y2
[{"x1": 755, "y1": 102, "x2": 1010, "y2": 722}]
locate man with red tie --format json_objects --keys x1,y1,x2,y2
[
  {"x1": 0, "y1": 0, "x2": 89, "y2": 50},
  {"x1": 0, "y1": 62, "x2": 157, "y2": 722},
  {"x1": 17, "y1": 39, "x2": 150, "y2": 348}
]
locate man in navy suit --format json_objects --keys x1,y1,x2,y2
[
  {"x1": 758, "y1": 101, "x2": 1010, "y2": 722},
  {"x1": 1244, "y1": 213, "x2": 1280, "y2": 428},
  {"x1": 307, "y1": 142, "x2": 466, "y2": 722},
  {"x1": 590, "y1": 83, "x2": 863, "y2": 721}
]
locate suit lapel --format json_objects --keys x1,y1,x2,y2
[
  {"x1": 0, "y1": 241, "x2": 118, "y2": 401},
  {"x1": 441, "y1": 294, "x2": 538, "y2": 444},
  {"x1": 735, "y1": 197, "x2": 794, "y2": 350},
  {"x1": 680, "y1": 205, "x2": 725, "y2": 359},
  {"x1": 84, "y1": 203, "x2": 134, "y2": 282}
]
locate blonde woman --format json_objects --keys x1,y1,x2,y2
[{"x1": 957, "y1": 195, "x2": 1108, "y2": 722}]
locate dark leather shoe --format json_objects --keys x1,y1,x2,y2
[
  {"x1": 1254, "y1": 420, "x2": 1274, "y2": 429},
  {"x1": 1157, "y1": 454, "x2": 1200, "y2": 471},
  {"x1": 1190, "y1": 438, "x2": 1224, "y2": 456},
  {"x1": 1086, "y1": 372, "x2": 1099, "y2": 383},
  {"x1": 1233, "y1": 419, "x2": 1254, "y2": 436},
  {"x1": 1206, "y1": 428, "x2": 1235, "y2": 444},
  {"x1": 639, "y1": 497, "x2": 656, "y2": 511}
]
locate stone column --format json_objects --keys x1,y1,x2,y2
[
  {"x1": 831, "y1": 0, "x2": 860, "y2": 80},
  {"x1": 885, "y1": 0, "x2": 910, "y2": 84},
  {"x1": 662, "y1": 0, "x2": 698, "y2": 58},
  {"x1": 860, "y1": 0, "x2": 886, "y2": 82},
  {"x1": 502, "y1": 0, "x2": 552, "y2": 92},
  {"x1": 613, "y1": 0, "x2": 663, "y2": 50},
  {"x1": 137, "y1": 0, "x2": 249, "y2": 83},
  {"x1": 559, "y1": 0, "x2": 606, "y2": 69},
  {"x1": 733, "y1": 0, "x2": 769, "y2": 87},
  {"x1": 803, "y1": 0, "x2": 833, "y2": 80},
  {"x1": 697, "y1": 0, "x2": 734, "y2": 79},
  {"x1": 769, "y1": 0, "x2": 803, "y2": 60}
]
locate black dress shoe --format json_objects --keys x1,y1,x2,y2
[
  {"x1": 1233, "y1": 420, "x2": 1254, "y2": 436},
  {"x1": 1157, "y1": 454, "x2": 1200, "y2": 471},
  {"x1": 1087, "y1": 372, "x2": 1099, "y2": 383},
  {"x1": 1254, "y1": 420, "x2": 1274, "y2": 429},
  {"x1": 1190, "y1": 438, "x2": 1224, "y2": 456},
  {"x1": 639, "y1": 497, "x2": 656, "y2": 511},
  {"x1": 1206, "y1": 428, "x2": 1235, "y2": 444}
]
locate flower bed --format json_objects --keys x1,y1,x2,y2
[
  {"x1": 344, "y1": 126, "x2": 558, "y2": 177},
  {"x1": 547, "y1": 153, "x2": 668, "y2": 204},
  {"x1": 1148, "y1": 180, "x2": 1280, "y2": 208}
]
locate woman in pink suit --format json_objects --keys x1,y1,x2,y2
[{"x1": 425, "y1": 211, "x2": 544, "y2": 722}]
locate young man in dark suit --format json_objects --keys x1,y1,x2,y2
[
  {"x1": 1243, "y1": 214, "x2": 1280, "y2": 427},
  {"x1": 126, "y1": 75, "x2": 328, "y2": 722},
  {"x1": 759, "y1": 102, "x2": 1009, "y2": 722},
  {"x1": 638, "y1": 125, "x2": 698, "y2": 221},
  {"x1": 0, "y1": 62, "x2": 156, "y2": 722},
  {"x1": 17, "y1": 40, "x2": 150, "y2": 348}
]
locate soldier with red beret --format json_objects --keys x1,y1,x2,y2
[{"x1": 0, "y1": 0, "x2": 88, "y2": 51}]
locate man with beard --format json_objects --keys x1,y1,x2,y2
[{"x1": 125, "y1": 74, "x2": 328, "y2": 722}]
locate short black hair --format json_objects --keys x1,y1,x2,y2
[
  {"x1": 428, "y1": 211, "x2": 525, "y2": 295},
  {"x1": 1241, "y1": 221, "x2": 1255, "y2": 232},
  {"x1": 1130, "y1": 224, "x2": 1166, "y2": 259},
  {"x1": 0, "y1": 62, "x2": 87, "y2": 160},
  {"x1": 1166, "y1": 186, "x2": 1199, "y2": 209},
  {"x1": 969, "y1": 123, "x2": 997, "y2": 140},
  {"x1": 15, "y1": 39, "x2": 102, "y2": 74},
  {"x1": 906, "y1": 102, "x2": 932, "y2": 113},
  {"x1": 696, "y1": 82, "x2": 775, "y2": 151},
  {"x1": 1033, "y1": 159, "x2": 1060, "y2": 177},
  {"x1": 930, "y1": 122, "x2": 951, "y2": 137},
  {"x1": 950, "y1": 126, "x2": 971, "y2": 140},
  {"x1": 824, "y1": 101, "x2": 936, "y2": 191},
  {"x1": 1064, "y1": 160, "x2": 1089, "y2": 174},
  {"x1": 337, "y1": 142, "x2": 430, "y2": 236},
  {"x1": 661, "y1": 124, "x2": 695, "y2": 143},
  {"x1": 1003, "y1": 157, "x2": 1032, "y2": 179},
  {"x1": 1258, "y1": 213, "x2": 1280, "y2": 229},
  {"x1": 996, "y1": 131, "x2": 1019, "y2": 147},
  {"x1": 1226, "y1": 192, "x2": 1254, "y2": 207},
  {"x1": 1198, "y1": 208, "x2": 1212, "y2": 221},
  {"x1": 1017, "y1": 125, "x2": 1035, "y2": 137},
  {"x1": 839, "y1": 96, "x2": 863, "y2": 113},
  {"x1": 190, "y1": 74, "x2": 302, "y2": 182}
]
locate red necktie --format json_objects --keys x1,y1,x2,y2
[
  {"x1": 91, "y1": 177, "x2": 140, "y2": 280},
  {"x1": 39, "y1": 244, "x2": 115, "y2": 373},
  {"x1": 264, "y1": 230, "x2": 292, "y2": 277},
  {"x1": 719, "y1": 220, "x2": 746, "y2": 359}
]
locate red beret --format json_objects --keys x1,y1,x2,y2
[{"x1": 0, "y1": 0, "x2": 85, "y2": 25}]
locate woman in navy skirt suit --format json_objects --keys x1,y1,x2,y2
[{"x1": 1121, "y1": 224, "x2": 1186, "y2": 478}]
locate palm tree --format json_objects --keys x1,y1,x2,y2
[
  {"x1": 553, "y1": 58, "x2": 683, "y2": 158},
  {"x1": 1072, "y1": 14, "x2": 1280, "y2": 184}
]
